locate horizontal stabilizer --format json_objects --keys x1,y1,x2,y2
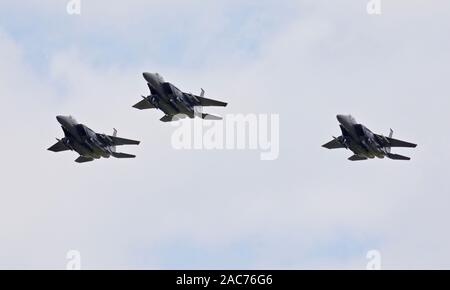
[
  {"x1": 75, "y1": 156, "x2": 94, "y2": 163},
  {"x1": 48, "y1": 140, "x2": 70, "y2": 152},
  {"x1": 387, "y1": 153, "x2": 411, "y2": 160},
  {"x1": 201, "y1": 113, "x2": 222, "y2": 120},
  {"x1": 133, "y1": 97, "x2": 155, "y2": 110},
  {"x1": 348, "y1": 155, "x2": 367, "y2": 161},
  {"x1": 160, "y1": 115, "x2": 174, "y2": 122},
  {"x1": 112, "y1": 152, "x2": 136, "y2": 159}
]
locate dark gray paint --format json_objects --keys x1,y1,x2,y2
[
  {"x1": 48, "y1": 116, "x2": 140, "y2": 163},
  {"x1": 133, "y1": 72, "x2": 227, "y2": 122},
  {"x1": 323, "y1": 115, "x2": 417, "y2": 161}
]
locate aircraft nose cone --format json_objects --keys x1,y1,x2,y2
[
  {"x1": 56, "y1": 115, "x2": 73, "y2": 126},
  {"x1": 143, "y1": 72, "x2": 152, "y2": 82},
  {"x1": 336, "y1": 114, "x2": 345, "y2": 122}
]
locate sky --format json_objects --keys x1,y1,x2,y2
[{"x1": 0, "y1": 0, "x2": 450, "y2": 269}]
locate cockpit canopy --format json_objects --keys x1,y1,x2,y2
[
  {"x1": 67, "y1": 115, "x2": 77, "y2": 123},
  {"x1": 348, "y1": 115, "x2": 356, "y2": 124},
  {"x1": 75, "y1": 124, "x2": 95, "y2": 138},
  {"x1": 154, "y1": 73, "x2": 164, "y2": 83}
]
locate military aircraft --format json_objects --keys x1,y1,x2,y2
[
  {"x1": 322, "y1": 115, "x2": 417, "y2": 161},
  {"x1": 48, "y1": 115, "x2": 140, "y2": 163},
  {"x1": 133, "y1": 72, "x2": 227, "y2": 122}
]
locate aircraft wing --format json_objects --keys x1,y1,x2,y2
[
  {"x1": 376, "y1": 135, "x2": 417, "y2": 148},
  {"x1": 48, "y1": 140, "x2": 70, "y2": 152},
  {"x1": 322, "y1": 137, "x2": 345, "y2": 149},
  {"x1": 100, "y1": 134, "x2": 140, "y2": 146},
  {"x1": 196, "y1": 96, "x2": 227, "y2": 107},
  {"x1": 133, "y1": 98, "x2": 156, "y2": 110},
  {"x1": 386, "y1": 137, "x2": 417, "y2": 148}
]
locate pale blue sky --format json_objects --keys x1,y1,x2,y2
[{"x1": 0, "y1": 1, "x2": 299, "y2": 71}]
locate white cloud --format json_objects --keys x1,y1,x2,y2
[{"x1": 0, "y1": 0, "x2": 450, "y2": 269}]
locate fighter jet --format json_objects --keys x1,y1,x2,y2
[
  {"x1": 48, "y1": 115, "x2": 140, "y2": 163},
  {"x1": 133, "y1": 72, "x2": 227, "y2": 122},
  {"x1": 322, "y1": 115, "x2": 417, "y2": 161}
]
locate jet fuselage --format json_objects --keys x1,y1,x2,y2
[
  {"x1": 337, "y1": 114, "x2": 387, "y2": 159},
  {"x1": 56, "y1": 115, "x2": 115, "y2": 160},
  {"x1": 143, "y1": 72, "x2": 199, "y2": 118}
]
